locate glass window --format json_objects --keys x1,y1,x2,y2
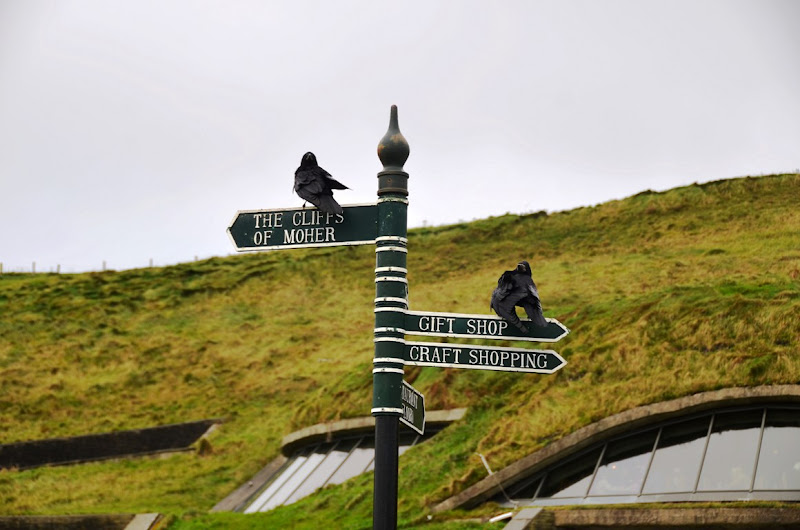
[
  {"x1": 507, "y1": 474, "x2": 543, "y2": 500},
  {"x1": 398, "y1": 432, "x2": 421, "y2": 457},
  {"x1": 589, "y1": 429, "x2": 658, "y2": 496},
  {"x1": 244, "y1": 450, "x2": 310, "y2": 514},
  {"x1": 642, "y1": 416, "x2": 709, "y2": 494},
  {"x1": 365, "y1": 431, "x2": 420, "y2": 473},
  {"x1": 242, "y1": 426, "x2": 447, "y2": 513},
  {"x1": 263, "y1": 448, "x2": 327, "y2": 509},
  {"x1": 500, "y1": 404, "x2": 800, "y2": 507},
  {"x1": 697, "y1": 410, "x2": 762, "y2": 491},
  {"x1": 327, "y1": 437, "x2": 375, "y2": 485},
  {"x1": 539, "y1": 447, "x2": 603, "y2": 498},
  {"x1": 317, "y1": 438, "x2": 361, "y2": 488},
  {"x1": 755, "y1": 409, "x2": 800, "y2": 490},
  {"x1": 286, "y1": 439, "x2": 360, "y2": 503}
]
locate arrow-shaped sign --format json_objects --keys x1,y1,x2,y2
[
  {"x1": 400, "y1": 381, "x2": 425, "y2": 435},
  {"x1": 404, "y1": 341, "x2": 567, "y2": 374},
  {"x1": 404, "y1": 310, "x2": 569, "y2": 343},
  {"x1": 227, "y1": 204, "x2": 378, "y2": 251}
]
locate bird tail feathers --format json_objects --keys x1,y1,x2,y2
[
  {"x1": 327, "y1": 178, "x2": 349, "y2": 190},
  {"x1": 316, "y1": 195, "x2": 344, "y2": 215}
]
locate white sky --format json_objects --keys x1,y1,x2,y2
[{"x1": 1, "y1": 0, "x2": 798, "y2": 273}]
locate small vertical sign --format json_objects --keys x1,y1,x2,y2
[{"x1": 400, "y1": 381, "x2": 425, "y2": 435}]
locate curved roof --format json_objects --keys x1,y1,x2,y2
[{"x1": 434, "y1": 385, "x2": 800, "y2": 512}]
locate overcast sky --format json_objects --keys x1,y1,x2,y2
[{"x1": 1, "y1": 1, "x2": 798, "y2": 273}]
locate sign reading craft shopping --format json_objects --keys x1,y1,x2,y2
[
  {"x1": 404, "y1": 341, "x2": 566, "y2": 374},
  {"x1": 227, "y1": 204, "x2": 378, "y2": 251}
]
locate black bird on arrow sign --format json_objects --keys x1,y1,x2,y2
[
  {"x1": 490, "y1": 260, "x2": 548, "y2": 332},
  {"x1": 293, "y1": 152, "x2": 349, "y2": 215}
]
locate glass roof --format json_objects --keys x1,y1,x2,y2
[
  {"x1": 497, "y1": 405, "x2": 800, "y2": 506},
  {"x1": 243, "y1": 429, "x2": 432, "y2": 513}
]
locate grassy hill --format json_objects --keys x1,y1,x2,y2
[{"x1": 1, "y1": 173, "x2": 799, "y2": 528}]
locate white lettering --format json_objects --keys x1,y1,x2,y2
[
  {"x1": 408, "y1": 345, "x2": 463, "y2": 365},
  {"x1": 418, "y1": 316, "x2": 456, "y2": 334},
  {"x1": 467, "y1": 318, "x2": 509, "y2": 336},
  {"x1": 403, "y1": 386, "x2": 418, "y2": 407},
  {"x1": 253, "y1": 230, "x2": 272, "y2": 245},
  {"x1": 431, "y1": 347, "x2": 441, "y2": 363},
  {"x1": 537, "y1": 354, "x2": 548, "y2": 369},
  {"x1": 254, "y1": 212, "x2": 284, "y2": 229},
  {"x1": 282, "y1": 226, "x2": 336, "y2": 245},
  {"x1": 291, "y1": 211, "x2": 341, "y2": 227},
  {"x1": 418, "y1": 346, "x2": 430, "y2": 362},
  {"x1": 523, "y1": 353, "x2": 533, "y2": 369}
]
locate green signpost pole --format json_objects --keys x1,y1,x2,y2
[{"x1": 373, "y1": 105, "x2": 410, "y2": 530}]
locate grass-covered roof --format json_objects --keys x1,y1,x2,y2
[{"x1": 1, "y1": 173, "x2": 798, "y2": 528}]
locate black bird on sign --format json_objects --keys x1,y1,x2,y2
[
  {"x1": 490, "y1": 261, "x2": 548, "y2": 332},
  {"x1": 293, "y1": 152, "x2": 349, "y2": 215}
]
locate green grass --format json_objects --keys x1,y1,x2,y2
[
  {"x1": 165, "y1": 512, "x2": 489, "y2": 530},
  {"x1": 1, "y1": 173, "x2": 799, "y2": 528}
]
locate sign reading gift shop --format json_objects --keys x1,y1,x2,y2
[{"x1": 404, "y1": 310, "x2": 569, "y2": 342}]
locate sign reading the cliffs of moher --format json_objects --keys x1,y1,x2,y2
[{"x1": 227, "y1": 204, "x2": 378, "y2": 251}]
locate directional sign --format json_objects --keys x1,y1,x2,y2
[
  {"x1": 400, "y1": 381, "x2": 425, "y2": 435},
  {"x1": 404, "y1": 310, "x2": 569, "y2": 343},
  {"x1": 404, "y1": 341, "x2": 566, "y2": 374},
  {"x1": 227, "y1": 204, "x2": 378, "y2": 251}
]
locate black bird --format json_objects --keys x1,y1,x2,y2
[
  {"x1": 293, "y1": 152, "x2": 348, "y2": 215},
  {"x1": 490, "y1": 261, "x2": 548, "y2": 332}
]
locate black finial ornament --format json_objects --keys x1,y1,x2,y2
[{"x1": 377, "y1": 105, "x2": 409, "y2": 196}]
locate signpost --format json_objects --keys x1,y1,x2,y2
[
  {"x1": 371, "y1": 106, "x2": 410, "y2": 530},
  {"x1": 403, "y1": 310, "x2": 569, "y2": 342},
  {"x1": 227, "y1": 204, "x2": 378, "y2": 251},
  {"x1": 400, "y1": 381, "x2": 425, "y2": 435},
  {"x1": 405, "y1": 341, "x2": 566, "y2": 374},
  {"x1": 227, "y1": 106, "x2": 571, "y2": 530}
]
